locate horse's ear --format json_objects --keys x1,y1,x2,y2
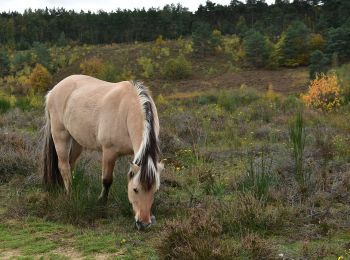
[{"x1": 157, "y1": 159, "x2": 165, "y2": 173}]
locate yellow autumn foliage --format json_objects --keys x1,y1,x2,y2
[
  {"x1": 302, "y1": 73, "x2": 341, "y2": 111},
  {"x1": 80, "y1": 57, "x2": 103, "y2": 77},
  {"x1": 27, "y1": 63, "x2": 52, "y2": 93}
]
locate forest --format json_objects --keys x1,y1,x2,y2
[{"x1": 0, "y1": 0, "x2": 349, "y2": 46}]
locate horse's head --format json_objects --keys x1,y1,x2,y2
[{"x1": 127, "y1": 161, "x2": 164, "y2": 230}]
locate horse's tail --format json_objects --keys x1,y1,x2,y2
[{"x1": 42, "y1": 98, "x2": 63, "y2": 189}]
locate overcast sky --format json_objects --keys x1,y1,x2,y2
[{"x1": 0, "y1": 0, "x2": 275, "y2": 13}]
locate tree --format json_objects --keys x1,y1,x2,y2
[
  {"x1": 309, "y1": 50, "x2": 329, "y2": 79},
  {"x1": 192, "y1": 21, "x2": 212, "y2": 56},
  {"x1": 27, "y1": 64, "x2": 52, "y2": 92},
  {"x1": 243, "y1": 29, "x2": 270, "y2": 68},
  {"x1": 33, "y1": 42, "x2": 51, "y2": 69},
  {"x1": 281, "y1": 21, "x2": 310, "y2": 66},
  {"x1": 235, "y1": 16, "x2": 248, "y2": 37},
  {"x1": 326, "y1": 25, "x2": 350, "y2": 63},
  {"x1": 210, "y1": 29, "x2": 223, "y2": 53},
  {"x1": 0, "y1": 49, "x2": 10, "y2": 77},
  {"x1": 57, "y1": 32, "x2": 68, "y2": 46}
]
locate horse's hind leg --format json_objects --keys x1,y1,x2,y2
[
  {"x1": 98, "y1": 147, "x2": 117, "y2": 203},
  {"x1": 51, "y1": 126, "x2": 73, "y2": 194},
  {"x1": 69, "y1": 138, "x2": 82, "y2": 171}
]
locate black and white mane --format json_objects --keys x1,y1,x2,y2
[{"x1": 131, "y1": 81, "x2": 160, "y2": 191}]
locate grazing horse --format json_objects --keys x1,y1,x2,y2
[{"x1": 42, "y1": 75, "x2": 164, "y2": 230}]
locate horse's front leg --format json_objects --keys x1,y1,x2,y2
[{"x1": 98, "y1": 148, "x2": 117, "y2": 204}]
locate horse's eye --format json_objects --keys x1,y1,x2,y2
[
  {"x1": 129, "y1": 171, "x2": 134, "y2": 178},
  {"x1": 133, "y1": 188, "x2": 138, "y2": 194}
]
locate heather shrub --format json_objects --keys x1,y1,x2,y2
[
  {"x1": 302, "y1": 73, "x2": 341, "y2": 111},
  {"x1": 162, "y1": 55, "x2": 192, "y2": 80},
  {"x1": 241, "y1": 233, "x2": 275, "y2": 259},
  {"x1": 218, "y1": 192, "x2": 281, "y2": 236},
  {"x1": 27, "y1": 63, "x2": 52, "y2": 93},
  {"x1": 158, "y1": 208, "x2": 236, "y2": 259},
  {"x1": 0, "y1": 130, "x2": 38, "y2": 183}
]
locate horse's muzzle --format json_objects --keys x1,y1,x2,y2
[{"x1": 135, "y1": 215, "x2": 156, "y2": 231}]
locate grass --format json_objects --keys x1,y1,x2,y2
[
  {"x1": 1, "y1": 87, "x2": 350, "y2": 258},
  {"x1": 289, "y1": 109, "x2": 306, "y2": 190},
  {"x1": 0, "y1": 40, "x2": 350, "y2": 259},
  {"x1": 0, "y1": 216, "x2": 159, "y2": 259}
]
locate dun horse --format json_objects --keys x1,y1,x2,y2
[{"x1": 42, "y1": 75, "x2": 164, "y2": 230}]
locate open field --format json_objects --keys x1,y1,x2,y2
[{"x1": 0, "y1": 40, "x2": 350, "y2": 259}]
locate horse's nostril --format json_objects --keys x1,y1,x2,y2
[
  {"x1": 151, "y1": 215, "x2": 156, "y2": 225},
  {"x1": 135, "y1": 220, "x2": 152, "y2": 231}
]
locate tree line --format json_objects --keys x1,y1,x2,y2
[{"x1": 0, "y1": 0, "x2": 349, "y2": 49}]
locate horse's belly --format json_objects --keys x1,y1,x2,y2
[
  {"x1": 64, "y1": 101, "x2": 101, "y2": 150},
  {"x1": 67, "y1": 123, "x2": 100, "y2": 150}
]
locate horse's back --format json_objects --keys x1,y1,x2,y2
[{"x1": 46, "y1": 75, "x2": 138, "y2": 150}]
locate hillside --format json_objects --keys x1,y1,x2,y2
[{"x1": 0, "y1": 40, "x2": 349, "y2": 259}]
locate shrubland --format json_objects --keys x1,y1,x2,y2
[{"x1": 0, "y1": 37, "x2": 349, "y2": 259}]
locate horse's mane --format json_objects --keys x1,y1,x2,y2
[{"x1": 131, "y1": 81, "x2": 160, "y2": 191}]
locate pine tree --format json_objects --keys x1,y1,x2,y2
[
  {"x1": 281, "y1": 21, "x2": 310, "y2": 66},
  {"x1": 243, "y1": 29, "x2": 270, "y2": 68},
  {"x1": 192, "y1": 21, "x2": 212, "y2": 57},
  {"x1": 309, "y1": 50, "x2": 329, "y2": 79}
]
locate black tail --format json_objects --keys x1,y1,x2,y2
[{"x1": 42, "y1": 107, "x2": 63, "y2": 188}]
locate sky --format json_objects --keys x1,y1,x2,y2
[{"x1": 0, "y1": 0, "x2": 275, "y2": 13}]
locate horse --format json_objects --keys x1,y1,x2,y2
[{"x1": 42, "y1": 75, "x2": 164, "y2": 230}]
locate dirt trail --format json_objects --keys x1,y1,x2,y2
[{"x1": 150, "y1": 67, "x2": 309, "y2": 96}]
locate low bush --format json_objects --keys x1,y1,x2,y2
[
  {"x1": 162, "y1": 55, "x2": 192, "y2": 80},
  {"x1": 217, "y1": 192, "x2": 281, "y2": 236},
  {"x1": 302, "y1": 73, "x2": 341, "y2": 111},
  {"x1": 80, "y1": 57, "x2": 103, "y2": 77},
  {"x1": 98, "y1": 62, "x2": 121, "y2": 82},
  {"x1": 158, "y1": 208, "x2": 237, "y2": 259},
  {"x1": 27, "y1": 63, "x2": 52, "y2": 93},
  {"x1": 217, "y1": 86, "x2": 260, "y2": 111},
  {"x1": 137, "y1": 56, "x2": 154, "y2": 78},
  {"x1": 0, "y1": 130, "x2": 38, "y2": 183},
  {"x1": 335, "y1": 63, "x2": 350, "y2": 104},
  {"x1": 0, "y1": 91, "x2": 16, "y2": 113},
  {"x1": 241, "y1": 233, "x2": 275, "y2": 259}
]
